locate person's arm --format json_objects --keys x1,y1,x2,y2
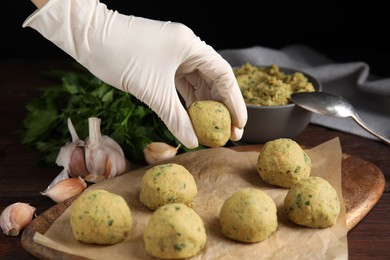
[
  {"x1": 24, "y1": 0, "x2": 247, "y2": 149},
  {"x1": 31, "y1": 0, "x2": 48, "y2": 9}
]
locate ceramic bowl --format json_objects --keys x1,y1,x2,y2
[{"x1": 238, "y1": 66, "x2": 322, "y2": 144}]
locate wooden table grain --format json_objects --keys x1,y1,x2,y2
[{"x1": 0, "y1": 59, "x2": 389, "y2": 259}]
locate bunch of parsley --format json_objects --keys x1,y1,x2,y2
[{"x1": 21, "y1": 65, "x2": 191, "y2": 166}]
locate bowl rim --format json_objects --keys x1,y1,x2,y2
[{"x1": 245, "y1": 103, "x2": 295, "y2": 109}]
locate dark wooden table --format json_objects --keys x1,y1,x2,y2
[{"x1": 0, "y1": 59, "x2": 389, "y2": 259}]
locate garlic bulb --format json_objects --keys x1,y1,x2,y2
[
  {"x1": 143, "y1": 142, "x2": 181, "y2": 164},
  {"x1": 41, "y1": 176, "x2": 87, "y2": 203},
  {"x1": 55, "y1": 118, "x2": 89, "y2": 178},
  {"x1": 84, "y1": 117, "x2": 129, "y2": 182},
  {"x1": 0, "y1": 202, "x2": 36, "y2": 236}
]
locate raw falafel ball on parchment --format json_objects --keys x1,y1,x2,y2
[
  {"x1": 257, "y1": 138, "x2": 311, "y2": 188},
  {"x1": 284, "y1": 176, "x2": 341, "y2": 228},
  {"x1": 140, "y1": 163, "x2": 198, "y2": 210},
  {"x1": 219, "y1": 187, "x2": 278, "y2": 243},
  {"x1": 70, "y1": 189, "x2": 132, "y2": 244},
  {"x1": 188, "y1": 100, "x2": 231, "y2": 147},
  {"x1": 143, "y1": 203, "x2": 207, "y2": 259}
]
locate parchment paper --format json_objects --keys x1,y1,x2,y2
[{"x1": 33, "y1": 137, "x2": 348, "y2": 260}]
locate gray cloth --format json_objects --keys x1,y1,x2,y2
[{"x1": 218, "y1": 44, "x2": 390, "y2": 142}]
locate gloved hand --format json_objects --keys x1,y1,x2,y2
[{"x1": 23, "y1": 0, "x2": 247, "y2": 149}]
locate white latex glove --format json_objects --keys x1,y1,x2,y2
[{"x1": 23, "y1": 0, "x2": 247, "y2": 149}]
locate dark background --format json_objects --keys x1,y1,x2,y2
[{"x1": 3, "y1": 1, "x2": 390, "y2": 77}]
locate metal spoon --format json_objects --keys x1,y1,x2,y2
[{"x1": 291, "y1": 92, "x2": 390, "y2": 145}]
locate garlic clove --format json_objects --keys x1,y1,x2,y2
[
  {"x1": 41, "y1": 176, "x2": 87, "y2": 203},
  {"x1": 84, "y1": 117, "x2": 129, "y2": 182},
  {"x1": 68, "y1": 145, "x2": 89, "y2": 177},
  {"x1": 143, "y1": 142, "x2": 181, "y2": 164},
  {"x1": 45, "y1": 168, "x2": 71, "y2": 191},
  {"x1": 0, "y1": 202, "x2": 36, "y2": 236},
  {"x1": 56, "y1": 118, "x2": 89, "y2": 178},
  {"x1": 102, "y1": 135, "x2": 128, "y2": 178},
  {"x1": 84, "y1": 117, "x2": 110, "y2": 180}
]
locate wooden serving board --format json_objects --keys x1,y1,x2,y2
[{"x1": 21, "y1": 145, "x2": 385, "y2": 260}]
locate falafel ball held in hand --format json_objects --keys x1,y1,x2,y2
[{"x1": 24, "y1": 0, "x2": 247, "y2": 149}]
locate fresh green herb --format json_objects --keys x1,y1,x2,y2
[
  {"x1": 304, "y1": 152, "x2": 311, "y2": 165},
  {"x1": 174, "y1": 243, "x2": 186, "y2": 251},
  {"x1": 295, "y1": 193, "x2": 302, "y2": 207},
  {"x1": 21, "y1": 64, "x2": 203, "y2": 165}
]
